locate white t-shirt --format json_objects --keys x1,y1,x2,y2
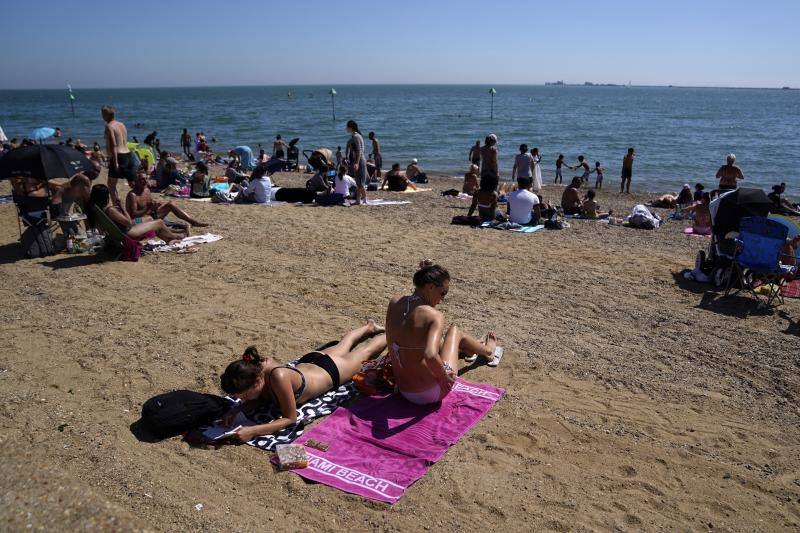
[
  {"x1": 334, "y1": 174, "x2": 357, "y2": 196},
  {"x1": 244, "y1": 176, "x2": 273, "y2": 203},
  {"x1": 508, "y1": 189, "x2": 540, "y2": 224}
]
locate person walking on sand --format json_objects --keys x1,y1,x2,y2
[
  {"x1": 469, "y1": 140, "x2": 481, "y2": 167},
  {"x1": 181, "y1": 128, "x2": 192, "y2": 158},
  {"x1": 368, "y1": 132, "x2": 382, "y2": 179},
  {"x1": 620, "y1": 147, "x2": 635, "y2": 194},
  {"x1": 480, "y1": 134, "x2": 499, "y2": 191},
  {"x1": 716, "y1": 153, "x2": 744, "y2": 192},
  {"x1": 531, "y1": 147, "x2": 542, "y2": 191},
  {"x1": 346, "y1": 120, "x2": 368, "y2": 205},
  {"x1": 102, "y1": 105, "x2": 135, "y2": 206}
]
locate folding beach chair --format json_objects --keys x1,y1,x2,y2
[
  {"x1": 90, "y1": 204, "x2": 127, "y2": 258},
  {"x1": 14, "y1": 194, "x2": 58, "y2": 258},
  {"x1": 724, "y1": 216, "x2": 797, "y2": 308}
]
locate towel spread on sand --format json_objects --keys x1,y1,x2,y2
[
  {"x1": 144, "y1": 233, "x2": 223, "y2": 252},
  {"x1": 365, "y1": 199, "x2": 411, "y2": 206},
  {"x1": 200, "y1": 382, "x2": 359, "y2": 451},
  {"x1": 286, "y1": 378, "x2": 504, "y2": 504},
  {"x1": 397, "y1": 187, "x2": 432, "y2": 194},
  {"x1": 479, "y1": 221, "x2": 545, "y2": 234}
]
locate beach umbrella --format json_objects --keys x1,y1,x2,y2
[
  {"x1": 709, "y1": 188, "x2": 772, "y2": 238},
  {"x1": 329, "y1": 88, "x2": 337, "y2": 121},
  {"x1": 30, "y1": 127, "x2": 56, "y2": 142},
  {"x1": 489, "y1": 88, "x2": 496, "y2": 120},
  {"x1": 0, "y1": 144, "x2": 97, "y2": 181},
  {"x1": 769, "y1": 213, "x2": 800, "y2": 263}
]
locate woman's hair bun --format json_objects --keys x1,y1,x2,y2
[{"x1": 242, "y1": 346, "x2": 262, "y2": 364}]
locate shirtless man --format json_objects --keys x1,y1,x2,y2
[
  {"x1": 561, "y1": 177, "x2": 583, "y2": 215},
  {"x1": 574, "y1": 155, "x2": 591, "y2": 184},
  {"x1": 716, "y1": 153, "x2": 744, "y2": 191},
  {"x1": 368, "y1": 132, "x2": 382, "y2": 179},
  {"x1": 126, "y1": 172, "x2": 207, "y2": 227},
  {"x1": 102, "y1": 105, "x2": 135, "y2": 206},
  {"x1": 385, "y1": 261, "x2": 501, "y2": 406},
  {"x1": 620, "y1": 147, "x2": 635, "y2": 194}
]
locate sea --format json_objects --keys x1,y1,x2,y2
[{"x1": 1, "y1": 85, "x2": 798, "y2": 192}]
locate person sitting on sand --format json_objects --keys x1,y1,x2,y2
[
  {"x1": 507, "y1": 177, "x2": 541, "y2": 225},
  {"x1": 385, "y1": 260, "x2": 502, "y2": 406},
  {"x1": 229, "y1": 164, "x2": 273, "y2": 204},
  {"x1": 307, "y1": 164, "x2": 332, "y2": 194},
  {"x1": 126, "y1": 172, "x2": 208, "y2": 227},
  {"x1": 333, "y1": 165, "x2": 357, "y2": 198},
  {"x1": 87, "y1": 184, "x2": 187, "y2": 243},
  {"x1": 768, "y1": 183, "x2": 800, "y2": 216},
  {"x1": 581, "y1": 189, "x2": 610, "y2": 219},
  {"x1": 561, "y1": 177, "x2": 583, "y2": 215},
  {"x1": 219, "y1": 321, "x2": 387, "y2": 441},
  {"x1": 693, "y1": 183, "x2": 705, "y2": 202},
  {"x1": 468, "y1": 178, "x2": 504, "y2": 222},
  {"x1": 225, "y1": 159, "x2": 249, "y2": 185},
  {"x1": 716, "y1": 154, "x2": 744, "y2": 191},
  {"x1": 190, "y1": 162, "x2": 211, "y2": 198},
  {"x1": 406, "y1": 159, "x2": 423, "y2": 182},
  {"x1": 382, "y1": 163, "x2": 418, "y2": 192},
  {"x1": 680, "y1": 192, "x2": 712, "y2": 235},
  {"x1": 463, "y1": 164, "x2": 479, "y2": 194},
  {"x1": 676, "y1": 184, "x2": 693, "y2": 208}
]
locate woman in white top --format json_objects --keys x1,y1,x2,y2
[{"x1": 531, "y1": 147, "x2": 542, "y2": 192}]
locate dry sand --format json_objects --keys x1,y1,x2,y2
[{"x1": 0, "y1": 170, "x2": 798, "y2": 532}]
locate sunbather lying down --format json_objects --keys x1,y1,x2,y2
[
  {"x1": 385, "y1": 260, "x2": 503, "y2": 406},
  {"x1": 219, "y1": 321, "x2": 387, "y2": 442}
]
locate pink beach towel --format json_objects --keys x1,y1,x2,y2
[{"x1": 287, "y1": 378, "x2": 504, "y2": 504}]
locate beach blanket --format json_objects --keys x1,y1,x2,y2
[
  {"x1": 200, "y1": 382, "x2": 359, "y2": 451},
  {"x1": 780, "y1": 279, "x2": 800, "y2": 298},
  {"x1": 397, "y1": 188, "x2": 432, "y2": 194},
  {"x1": 0, "y1": 194, "x2": 13, "y2": 204},
  {"x1": 286, "y1": 378, "x2": 504, "y2": 504},
  {"x1": 479, "y1": 221, "x2": 545, "y2": 234},
  {"x1": 143, "y1": 233, "x2": 222, "y2": 252},
  {"x1": 365, "y1": 199, "x2": 410, "y2": 206}
]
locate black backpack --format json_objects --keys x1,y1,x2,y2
[{"x1": 141, "y1": 390, "x2": 230, "y2": 439}]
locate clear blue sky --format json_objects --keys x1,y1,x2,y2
[{"x1": 1, "y1": 0, "x2": 797, "y2": 89}]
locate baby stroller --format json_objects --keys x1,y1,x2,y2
[
  {"x1": 696, "y1": 188, "x2": 772, "y2": 287},
  {"x1": 285, "y1": 138, "x2": 300, "y2": 171},
  {"x1": 302, "y1": 148, "x2": 334, "y2": 173}
]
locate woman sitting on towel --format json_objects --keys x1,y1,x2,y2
[
  {"x1": 381, "y1": 163, "x2": 418, "y2": 192},
  {"x1": 86, "y1": 184, "x2": 187, "y2": 244},
  {"x1": 467, "y1": 178, "x2": 505, "y2": 222},
  {"x1": 219, "y1": 322, "x2": 387, "y2": 442},
  {"x1": 385, "y1": 261, "x2": 502, "y2": 406}
]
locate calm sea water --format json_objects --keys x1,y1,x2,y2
[{"x1": 1, "y1": 85, "x2": 798, "y2": 192}]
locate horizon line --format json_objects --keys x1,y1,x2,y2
[{"x1": 0, "y1": 82, "x2": 796, "y2": 92}]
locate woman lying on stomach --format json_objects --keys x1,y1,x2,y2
[
  {"x1": 219, "y1": 321, "x2": 386, "y2": 441},
  {"x1": 385, "y1": 260, "x2": 502, "y2": 406}
]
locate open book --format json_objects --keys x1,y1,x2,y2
[{"x1": 200, "y1": 412, "x2": 252, "y2": 441}]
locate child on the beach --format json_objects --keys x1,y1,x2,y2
[
  {"x1": 555, "y1": 154, "x2": 569, "y2": 184},
  {"x1": 575, "y1": 155, "x2": 590, "y2": 183},
  {"x1": 592, "y1": 161, "x2": 605, "y2": 189},
  {"x1": 581, "y1": 189, "x2": 610, "y2": 219},
  {"x1": 335, "y1": 146, "x2": 343, "y2": 167}
]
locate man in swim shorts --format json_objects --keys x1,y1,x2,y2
[
  {"x1": 620, "y1": 147, "x2": 635, "y2": 194},
  {"x1": 102, "y1": 105, "x2": 136, "y2": 206}
]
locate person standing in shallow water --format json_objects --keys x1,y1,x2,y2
[
  {"x1": 368, "y1": 132, "x2": 382, "y2": 179},
  {"x1": 346, "y1": 120, "x2": 369, "y2": 205},
  {"x1": 620, "y1": 147, "x2": 635, "y2": 194},
  {"x1": 469, "y1": 140, "x2": 481, "y2": 167},
  {"x1": 180, "y1": 129, "x2": 192, "y2": 157}
]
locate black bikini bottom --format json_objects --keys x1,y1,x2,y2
[{"x1": 297, "y1": 351, "x2": 340, "y2": 388}]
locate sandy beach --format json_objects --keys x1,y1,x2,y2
[{"x1": 1, "y1": 169, "x2": 798, "y2": 532}]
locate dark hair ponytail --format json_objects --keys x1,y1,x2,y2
[
  {"x1": 220, "y1": 346, "x2": 264, "y2": 394},
  {"x1": 346, "y1": 120, "x2": 360, "y2": 134},
  {"x1": 413, "y1": 260, "x2": 450, "y2": 288}
]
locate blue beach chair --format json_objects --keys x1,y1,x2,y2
[{"x1": 724, "y1": 217, "x2": 797, "y2": 308}]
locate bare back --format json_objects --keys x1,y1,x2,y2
[
  {"x1": 385, "y1": 295, "x2": 443, "y2": 392},
  {"x1": 104, "y1": 120, "x2": 130, "y2": 155}
]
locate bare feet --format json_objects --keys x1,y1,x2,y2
[{"x1": 482, "y1": 332, "x2": 498, "y2": 361}]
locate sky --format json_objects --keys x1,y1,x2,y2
[{"x1": 0, "y1": 0, "x2": 798, "y2": 89}]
